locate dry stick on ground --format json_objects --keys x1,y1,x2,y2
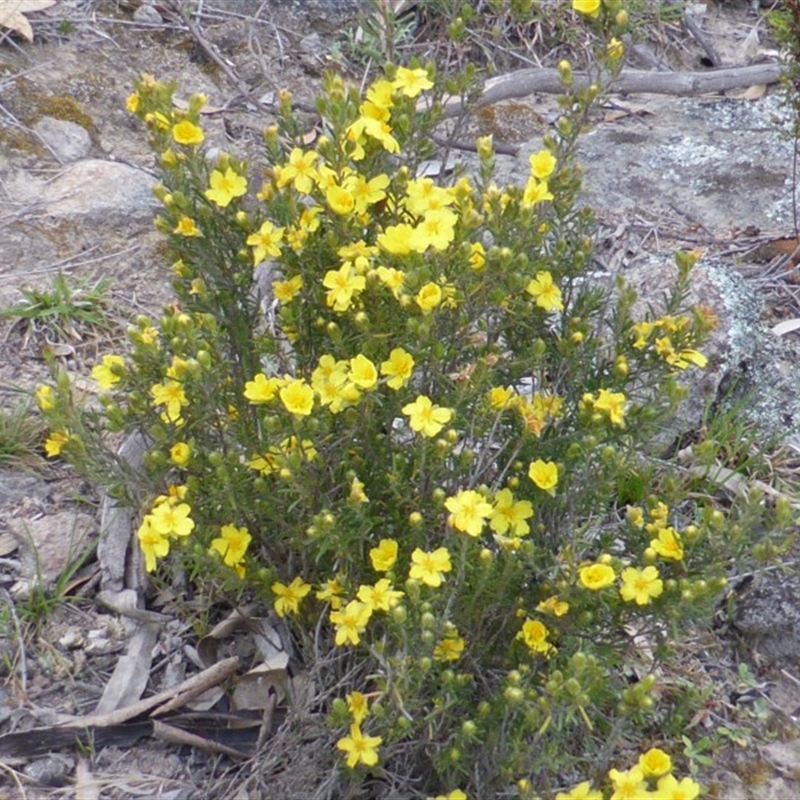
[
  {"x1": 435, "y1": 62, "x2": 784, "y2": 119},
  {"x1": 683, "y1": 10, "x2": 723, "y2": 68}
]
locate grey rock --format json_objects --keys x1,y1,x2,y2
[
  {"x1": 43, "y1": 159, "x2": 158, "y2": 222},
  {"x1": 33, "y1": 117, "x2": 92, "y2": 163},
  {"x1": 733, "y1": 546, "x2": 800, "y2": 665},
  {"x1": 132, "y1": 2, "x2": 162, "y2": 25},
  {"x1": 24, "y1": 754, "x2": 75, "y2": 787},
  {"x1": 577, "y1": 93, "x2": 795, "y2": 236}
]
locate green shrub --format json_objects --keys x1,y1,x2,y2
[{"x1": 37, "y1": 7, "x2": 793, "y2": 798}]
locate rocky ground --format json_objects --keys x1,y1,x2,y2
[{"x1": 4, "y1": 0, "x2": 800, "y2": 797}]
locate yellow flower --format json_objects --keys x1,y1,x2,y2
[
  {"x1": 349, "y1": 173, "x2": 390, "y2": 213},
  {"x1": 521, "y1": 177, "x2": 554, "y2": 208},
  {"x1": 279, "y1": 379, "x2": 314, "y2": 416},
  {"x1": 370, "y1": 538, "x2": 398, "y2": 572},
  {"x1": 433, "y1": 792, "x2": 468, "y2": 800},
  {"x1": 326, "y1": 183, "x2": 356, "y2": 215},
  {"x1": 330, "y1": 600, "x2": 373, "y2": 646},
  {"x1": 273, "y1": 275, "x2": 303, "y2": 304},
  {"x1": 380, "y1": 348, "x2": 414, "y2": 390},
  {"x1": 404, "y1": 177, "x2": 455, "y2": 216},
  {"x1": 366, "y1": 78, "x2": 394, "y2": 109},
  {"x1": 137, "y1": 517, "x2": 169, "y2": 573},
  {"x1": 608, "y1": 37, "x2": 624, "y2": 60},
  {"x1": 377, "y1": 222, "x2": 415, "y2": 255},
  {"x1": 409, "y1": 547, "x2": 452, "y2": 587},
  {"x1": 91, "y1": 354, "x2": 125, "y2": 390},
  {"x1": 410, "y1": 209, "x2": 458, "y2": 253},
  {"x1": 579, "y1": 563, "x2": 616, "y2": 590},
  {"x1": 490, "y1": 488, "x2": 534, "y2": 537},
  {"x1": 336, "y1": 723, "x2": 383, "y2": 768},
  {"x1": 416, "y1": 282, "x2": 443, "y2": 314},
  {"x1": 632, "y1": 320, "x2": 655, "y2": 348},
  {"x1": 670, "y1": 349, "x2": 708, "y2": 370},
  {"x1": 573, "y1": 0, "x2": 601, "y2": 18},
  {"x1": 608, "y1": 766, "x2": 648, "y2": 800},
  {"x1": 620, "y1": 566, "x2": 663, "y2": 606},
  {"x1": 392, "y1": 66, "x2": 434, "y2": 97},
  {"x1": 173, "y1": 216, "x2": 202, "y2": 237},
  {"x1": 205, "y1": 167, "x2": 247, "y2": 207},
  {"x1": 594, "y1": 388, "x2": 627, "y2": 426},
  {"x1": 244, "y1": 373, "x2": 282, "y2": 404},
  {"x1": 488, "y1": 386, "x2": 515, "y2": 410},
  {"x1": 517, "y1": 618, "x2": 555, "y2": 655},
  {"x1": 529, "y1": 150, "x2": 557, "y2": 180},
  {"x1": 44, "y1": 430, "x2": 70, "y2": 457},
  {"x1": 434, "y1": 632, "x2": 465, "y2": 662},
  {"x1": 650, "y1": 527, "x2": 684, "y2": 561},
  {"x1": 349, "y1": 354, "x2": 378, "y2": 389},
  {"x1": 445, "y1": 489, "x2": 493, "y2": 537},
  {"x1": 350, "y1": 476, "x2": 369, "y2": 504},
  {"x1": 357, "y1": 578, "x2": 404, "y2": 612},
  {"x1": 36, "y1": 385, "x2": 55, "y2": 411},
  {"x1": 210, "y1": 524, "x2": 251, "y2": 568},
  {"x1": 627, "y1": 506, "x2": 645, "y2": 528},
  {"x1": 346, "y1": 691, "x2": 369, "y2": 725},
  {"x1": 151, "y1": 379, "x2": 188, "y2": 422},
  {"x1": 402, "y1": 394, "x2": 453, "y2": 438},
  {"x1": 126, "y1": 92, "x2": 140, "y2": 113},
  {"x1": 638, "y1": 748, "x2": 672, "y2": 778},
  {"x1": 149, "y1": 502, "x2": 195, "y2": 538},
  {"x1": 276, "y1": 147, "x2": 318, "y2": 194},
  {"x1": 653, "y1": 774, "x2": 700, "y2": 800},
  {"x1": 247, "y1": 221, "x2": 284, "y2": 264},
  {"x1": 169, "y1": 441, "x2": 191, "y2": 466},
  {"x1": 316, "y1": 578, "x2": 346, "y2": 610},
  {"x1": 537, "y1": 596, "x2": 570, "y2": 617},
  {"x1": 323, "y1": 263, "x2": 366, "y2": 312},
  {"x1": 349, "y1": 115, "x2": 399, "y2": 154},
  {"x1": 172, "y1": 120, "x2": 204, "y2": 145},
  {"x1": 555, "y1": 781, "x2": 603, "y2": 800},
  {"x1": 375, "y1": 266, "x2": 406, "y2": 299},
  {"x1": 528, "y1": 459, "x2": 558, "y2": 493},
  {"x1": 469, "y1": 241, "x2": 486, "y2": 270},
  {"x1": 272, "y1": 576, "x2": 312, "y2": 617},
  {"x1": 526, "y1": 270, "x2": 563, "y2": 312}
]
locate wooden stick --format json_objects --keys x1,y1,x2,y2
[{"x1": 435, "y1": 63, "x2": 784, "y2": 119}]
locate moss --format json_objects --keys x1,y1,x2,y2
[
  {"x1": 475, "y1": 102, "x2": 544, "y2": 144},
  {"x1": 0, "y1": 126, "x2": 46, "y2": 157},
  {"x1": 12, "y1": 76, "x2": 99, "y2": 144}
]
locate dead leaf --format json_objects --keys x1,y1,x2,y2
[
  {"x1": 602, "y1": 104, "x2": 652, "y2": 123},
  {"x1": 772, "y1": 318, "x2": 800, "y2": 337},
  {"x1": 0, "y1": 0, "x2": 57, "y2": 43},
  {"x1": 727, "y1": 84, "x2": 767, "y2": 101},
  {"x1": 232, "y1": 662, "x2": 289, "y2": 710},
  {"x1": 0, "y1": 532, "x2": 18, "y2": 557},
  {"x1": 74, "y1": 756, "x2": 100, "y2": 800},
  {"x1": 94, "y1": 621, "x2": 161, "y2": 715}
]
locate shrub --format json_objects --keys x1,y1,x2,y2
[{"x1": 38, "y1": 7, "x2": 793, "y2": 798}]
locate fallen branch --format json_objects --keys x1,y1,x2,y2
[{"x1": 437, "y1": 62, "x2": 784, "y2": 119}]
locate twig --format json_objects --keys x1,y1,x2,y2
[
  {"x1": 161, "y1": 0, "x2": 316, "y2": 114},
  {"x1": 433, "y1": 62, "x2": 785, "y2": 119},
  {"x1": 431, "y1": 133, "x2": 519, "y2": 157},
  {"x1": 56, "y1": 656, "x2": 240, "y2": 729},
  {"x1": 683, "y1": 10, "x2": 722, "y2": 68}
]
